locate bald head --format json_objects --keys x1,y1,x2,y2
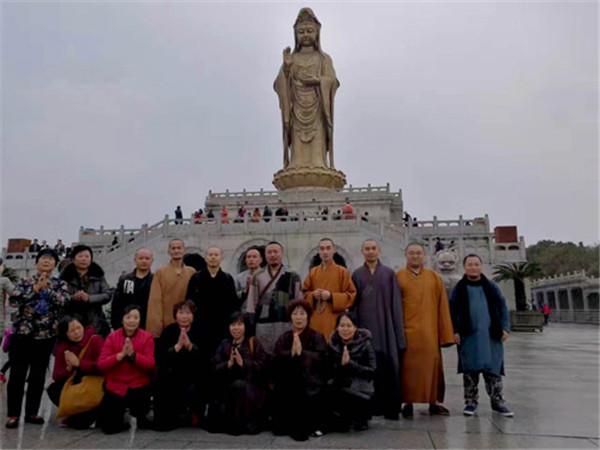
[
  {"x1": 134, "y1": 247, "x2": 153, "y2": 272},
  {"x1": 361, "y1": 239, "x2": 380, "y2": 264},
  {"x1": 405, "y1": 242, "x2": 426, "y2": 270},
  {"x1": 205, "y1": 246, "x2": 222, "y2": 270}
]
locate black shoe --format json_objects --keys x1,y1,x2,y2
[
  {"x1": 136, "y1": 417, "x2": 152, "y2": 429},
  {"x1": 5, "y1": 417, "x2": 19, "y2": 429},
  {"x1": 353, "y1": 421, "x2": 369, "y2": 431},
  {"x1": 25, "y1": 415, "x2": 44, "y2": 425},
  {"x1": 384, "y1": 412, "x2": 399, "y2": 421},
  {"x1": 401, "y1": 404, "x2": 413, "y2": 418},
  {"x1": 102, "y1": 423, "x2": 131, "y2": 435},
  {"x1": 291, "y1": 432, "x2": 309, "y2": 441},
  {"x1": 429, "y1": 404, "x2": 450, "y2": 416}
]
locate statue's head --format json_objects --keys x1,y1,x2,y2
[
  {"x1": 293, "y1": 8, "x2": 321, "y2": 52},
  {"x1": 436, "y1": 249, "x2": 459, "y2": 274}
]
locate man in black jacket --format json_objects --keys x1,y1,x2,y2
[{"x1": 110, "y1": 248, "x2": 154, "y2": 330}]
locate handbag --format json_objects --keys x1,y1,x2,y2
[
  {"x1": 1, "y1": 327, "x2": 12, "y2": 353},
  {"x1": 56, "y1": 337, "x2": 104, "y2": 418}
]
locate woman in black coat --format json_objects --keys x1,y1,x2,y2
[
  {"x1": 60, "y1": 245, "x2": 111, "y2": 337},
  {"x1": 271, "y1": 300, "x2": 327, "y2": 442},
  {"x1": 326, "y1": 311, "x2": 376, "y2": 431},
  {"x1": 207, "y1": 312, "x2": 268, "y2": 435},
  {"x1": 153, "y1": 300, "x2": 203, "y2": 431}
]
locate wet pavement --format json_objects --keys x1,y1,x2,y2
[{"x1": 0, "y1": 323, "x2": 598, "y2": 449}]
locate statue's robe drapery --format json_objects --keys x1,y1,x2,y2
[
  {"x1": 396, "y1": 268, "x2": 454, "y2": 404},
  {"x1": 274, "y1": 51, "x2": 339, "y2": 168}
]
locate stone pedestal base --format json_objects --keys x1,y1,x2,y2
[{"x1": 273, "y1": 167, "x2": 347, "y2": 191}]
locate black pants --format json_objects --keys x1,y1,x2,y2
[
  {"x1": 153, "y1": 371, "x2": 202, "y2": 430},
  {"x1": 46, "y1": 379, "x2": 98, "y2": 429},
  {"x1": 97, "y1": 387, "x2": 151, "y2": 434},
  {"x1": 271, "y1": 385, "x2": 322, "y2": 439},
  {"x1": 372, "y1": 352, "x2": 401, "y2": 415},
  {"x1": 327, "y1": 388, "x2": 371, "y2": 430},
  {"x1": 6, "y1": 336, "x2": 54, "y2": 418}
]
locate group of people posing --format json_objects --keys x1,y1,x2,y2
[{"x1": 1, "y1": 237, "x2": 514, "y2": 441}]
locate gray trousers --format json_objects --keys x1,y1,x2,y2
[{"x1": 463, "y1": 371, "x2": 505, "y2": 407}]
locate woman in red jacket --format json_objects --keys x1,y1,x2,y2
[
  {"x1": 97, "y1": 304, "x2": 155, "y2": 434},
  {"x1": 46, "y1": 315, "x2": 103, "y2": 428}
]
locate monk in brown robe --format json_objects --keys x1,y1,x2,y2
[
  {"x1": 146, "y1": 239, "x2": 196, "y2": 337},
  {"x1": 396, "y1": 242, "x2": 454, "y2": 418},
  {"x1": 303, "y1": 238, "x2": 356, "y2": 340}
]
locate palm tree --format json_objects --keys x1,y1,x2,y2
[{"x1": 493, "y1": 262, "x2": 542, "y2": 311}]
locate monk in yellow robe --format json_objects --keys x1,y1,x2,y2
[
  {"x1": 396, "y1": 242, "x2": 454, "y2": 417},
  {"x1": 303, "y1": 238, "x2": 356, "y2": 340},
  {"x1": 146, "y1": 239, "x2": 196, "y2": 337}
]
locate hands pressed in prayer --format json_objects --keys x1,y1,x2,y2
[
  {"x1": 124, "y1": 337, "x2": 134, "y2": 357},
  {"x1": 117, "y1": 338, "x2": 133, "y2": 361},
  {"x1": 64, "y1": 350, "x2": 80, "y2": 370},
  {"x1": 72, "y1": 290, "x2": 89, "y2": 302},
  {"x1": 33, "y1": 274, "x2": 49, "y2": 293},
  {"x1": 341, "y1": 345, "x2": 350, "y2": 366},
  {"x1": 232, "y1": 347, "x2": 244, "y2": 367},
  {"x1": 291, "y1": 332, "x2": 303, "y2": 356}
]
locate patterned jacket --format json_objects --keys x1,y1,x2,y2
[{"x1": 10, "y1": 273, "x2": 70, "y2": 339}]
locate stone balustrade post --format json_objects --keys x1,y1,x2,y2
[{"x1": 162, "y1": 215, "x2": 169, "y2": 236}]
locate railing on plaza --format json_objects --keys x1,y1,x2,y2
[
  {"x1": 551, "y1": 310, "x2": 599, "y2": 325},
  {"x1": 206, "y1": 183, "x2": 401, "y2": 200}
]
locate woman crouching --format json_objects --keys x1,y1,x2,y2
[
  {"x1": 271, "y1": 300, "x2": 327, "y2": 441},
  {"x1": 207, "y1": 312, "x2": 268, "y2": 435},
  {"x1": 153, "y1": 300, "x2": 203, "y2": 431},
  {"x1": 47, "y1": 315, "x2": 104, "y2": 428},
  {"x1": 97, "y1": 305, "x2": 155, "y2": 434},
  {"x1": 326, "y1": 311, "x2": 376, "y2": 431}
]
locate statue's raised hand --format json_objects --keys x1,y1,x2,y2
[{"x1": 283, "y1": 47, "x2": 293, "y2": 71}]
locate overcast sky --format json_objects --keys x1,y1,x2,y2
[{"x1": 1, "y1": 1, "x2": 598, "y2": 248}]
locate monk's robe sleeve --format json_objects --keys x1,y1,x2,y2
[
  {"x1": 436, "y1": 273, "x2": 455, "y2": 347},
  {"x1": 331, "y1": 268, "x2": 356, "y2": 313},
  {"x1": 391, "y1": 273, "x2": 406, "y2": 350},
  {"x1": 303, "y1": 270, "x2": 315, "y2": 306},
  {"x1": 292, "y1": 273, "x2": 304, "y2": 301},
  {"x1": 145, "y1": 270, "x2": 163, "y2": 338}
]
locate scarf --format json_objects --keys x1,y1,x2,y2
[{"x1": 454, "y1": 274, "x2": 503, "y2": 340}]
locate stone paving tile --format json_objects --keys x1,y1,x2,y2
[
  {"x1": 270, "y1": 429, "x2": 432, "y2": 449},
  {"x1": 429, "y1": 430, "x2": 598, "y2": 449},
  {"x1": 0, "y1": 324, "x2": 598, "y2": 449}
]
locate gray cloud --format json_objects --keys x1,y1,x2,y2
[{"x1": 1, "y1": 1, "x2": 597, "y2": 247}]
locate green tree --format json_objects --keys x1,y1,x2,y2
[
  {"x1": 527, "y1": 240, "x2": 599, "y2": 278},
  {"x1": 493, "y1": 262, "x2": 542, "y2": 311}
]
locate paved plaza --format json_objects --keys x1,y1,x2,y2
[{"x1": 0, "y1": 324, "x2": 598, "y2": 449}]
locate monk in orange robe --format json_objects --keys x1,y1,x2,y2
[
  {"x1": 146, "y1": 239, "x2": 196, "y2": 337},
  {"x1": 303, "y1": 238, "x2": 356, "y2": 341},
  {"x1": 396, "y1": 242, "x2": 454, "y2": 417}
]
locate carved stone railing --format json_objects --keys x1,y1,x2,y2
[
  {"x1": 206, "y1": 183, "x2": 401, "y2": 201},
  {"x1": 550, "y1": 310, "x2": 600, "y2": 325},
  {"x1": 408, "y1": 215, "x2": 490, "y2": 235},
  {"x1": 531, "y1": 271, "x2": 595, "y2": 287}
]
